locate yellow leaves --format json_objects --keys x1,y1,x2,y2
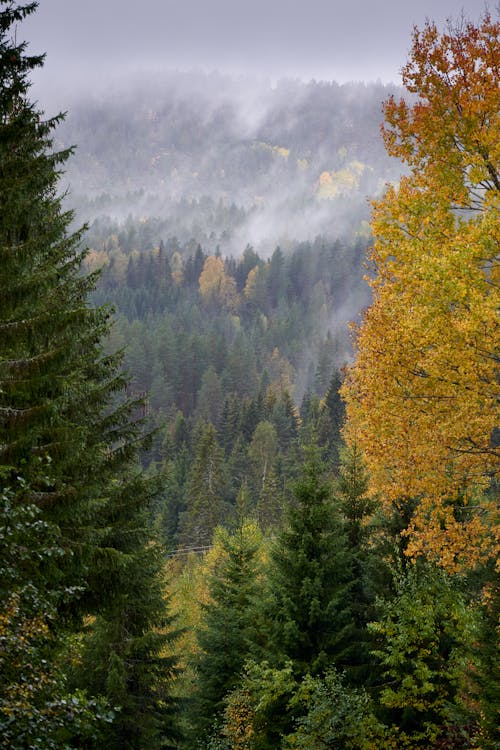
[
  {"x1": 342, "y1": 11, "x2": 500, "y2": 573},
  {"x1": 199, "y1": 255, "x2": 240, "y2": 311},
  {"x1": 255, "y1": 141, "x2": 290, "y2": 162},
  {"x1": 383, "y1": 12, "x2": 500, "y2": 211},
  {"x1": 170, "y1": 250, "x2": 184, "y2": 286},
  {"x1": 273, "y1": 145, "x2": 290, "y2": 160},
  {"x1": 243, "y1": 264, "x2": 261, "y2": 300},
  {"x1": 265, "y1": 346, "x2": 295, "y2": 399},
  {"x1": 165, "y1": 522, "x2": 268, "y2": 664},
  {"x1": 319, "y1": 170, "x2": 333, "y2": 186},
  {"x1": 316, "y1": 162, "x2": 367, "y2": 200}
]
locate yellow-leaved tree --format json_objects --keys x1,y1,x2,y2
[
  {"x1": 199, "y1": 255, "x2": 239, "y2": 311},
  {"x1": 342, "y1": 12, "x2": 499, "y2": 571}
]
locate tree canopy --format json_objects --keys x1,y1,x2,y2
[{"x1": 342, "y1": 12, "x2": 500, "y2": 572}]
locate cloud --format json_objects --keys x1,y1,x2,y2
[{"x1": 23, "y1": 0, "x2": 490, "y2": 97}]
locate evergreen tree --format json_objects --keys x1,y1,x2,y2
[
  {"x1": 77, "y1": 525, "x2": 181, "y2": 750},
  {"x1": 189, "y1": 523, "x2": 263, "y2": 744},
  {"x1": 317, "y1": 368, "x2": 345, "y2": 466},
  {"x1": 313, "y1": 332, "x2": 336, "y2": 396},
  {"x1": 271, "y1": 391, "x2": 301, "y2": 452},
  {"x1": 0, "y1": 473, "x2": 114, "y2": 749},
  {"x1": 180, "y1": 422, "x2": 227, "y2": 547},
  {"x1": 333, "y1": 442, "x2": 378, "y2": 686},
  {"x1": 255, "y1": 466, "x2": 284, "y2": 532},
  {"x1": 0, "y1": 4, "x2": 178, "y2": 746},
  {"x1": 264, "y1": 448, "x2": 351, "y2": 678},
  {"x1": 369, "y1": 561, "x2": 477, "y2": 749}
]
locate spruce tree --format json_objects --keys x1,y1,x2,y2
[
  {"x1": 0, "y1": 4, "x2": 178, "y2": 746},
  {"x1": 264, "y1": 447, "x2": 351, "y2": 678},
  {"x1": 180, "y1": 422, "x2": 227, "y2": 547},
  {"x1": 189, "y1": 523, "x2": 263, "y2": 744},
  {"x1": 0, "y1": 472, "x2": 114, "y2": 749},
  {"x1": 317, "y1": 369, "x2": 345, "y2": 467},
  {"x1": 333, "y1": 442, "x2": 378, "y2": 686}
]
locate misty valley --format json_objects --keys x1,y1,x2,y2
[{"x1": 1, "y1": 5, "x2": 498, "y2": 750}]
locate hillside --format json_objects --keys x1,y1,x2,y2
[{"x1": 57, "y1": 71, "x2": 404, "y2": 252}]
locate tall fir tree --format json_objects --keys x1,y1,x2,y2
[
  {"x1": 0, "y1": 3, "x2": 178, "y2": 747},
  {"x1": 333, "y1": 442, "x2": 378, "y2": 686},
  {"x1": 264, "y1": 447, "x2": 351, "y2": 678},
  {"x1": 180, "y1": 421, "x2": 227, "y2": 547},
  {"x1": 189, "y1": 522, "x2": 263, "y2": 745}
]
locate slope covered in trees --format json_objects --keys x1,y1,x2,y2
[
  {"x1": 85, "y1": 232, "x2": 359, "y2": 546},
  {"x1": 162, "y1": 12, "x2": 498, "y2": 749},
  {"x1": 1, "y1": 3, "x2": 498, "y2": 749},
  {"x1": 51, "y1": 71, "x2": 405, "y2": 254}
]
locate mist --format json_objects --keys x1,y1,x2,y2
[{"x1": 54, "y1": 71, "x2": 404, "y2": 256}]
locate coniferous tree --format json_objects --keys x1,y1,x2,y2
[
  {"x1": 369, "y1": 561, "x2": 477, "y2": 749},
  {"x1": 317, "y1": 369, "x2": 345, "y2": 466},
  {"x1": 264, "y1": 448, "x2": 351, "y2": 678},
  {"x1": 230, "y1": 449, "x2": 353, "y2": 748},
  {"x1": 189, "y1": 523, "x2": 263, "y2": 744},
  {"x1": 180, "y1": 422, "x2": 227, "y2": 547},
  {"x1": 0, "y1": 4, "x2": 178, "y2": 746},
  {"x1": 333, "y1": 442, "x2": 378, "y2": 686},
  {"x1": 255, "y1": 466, "x2": 284, "y2": 531},
  {"x1": 0, "y1": 473, "x2": 114, "y2": 749}
]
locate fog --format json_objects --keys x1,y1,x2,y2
[
  {"x1": 24, "y1": 0, "x2": 488, "y2": 98},
  {"x1": 53, "y1": 71, "x2": 404, "y2": 256},
  {"x1": 20, "y1": 0, "x2": 488, "y2": 254}
]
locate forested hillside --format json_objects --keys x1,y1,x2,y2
[
  {"x1": 1, "y1": 3, "x2": 498, "y2": 750},
  {"x1": 54, "y1": 72, "x2": 404, "y2": 252},
  {"x1": 87, "y1": 232, "x2": 362, "y2": 547}
]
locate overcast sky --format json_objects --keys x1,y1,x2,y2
[{"x1": 22, "y1": 0, "x2": 490, "y2": 94}]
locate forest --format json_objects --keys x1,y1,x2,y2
[
  {"x1": 54, "y1": 69, "x2": 404, "y2": 254},
  {"x1": 0, "y1": 3, "x2": 498, "y2": 750}
]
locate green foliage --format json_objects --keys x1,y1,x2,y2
[
  {"x1": 0, "y1": 5, "x2": 179, "y2": 746},
  {"x1": 283, "y1": 669, "x2": 379, "y2": 750},
  {"x1": 0, "y1": 476, "x2": 114, "y2": 749},
  {"x1": 332, "y1": 442, "x2": 379, "y2": 685},
  {"x1": 220, "y1": 660, "x2": 298, "y2": 750},
  {"x1": 264, "y1": 447, "x2": 352, "y2": 678},
  {"x1": 189, "y1": 523, "x2": 264, "y2": 743},
  {"x1": 180, "y1": 422, "x2": 228, "y2": 547},
  {"x1": 4, "y1": 7, "x2": 493, "y2": 750},
  {"x1": 369, "y1": 561, "x2": 478, "y2": 748}
]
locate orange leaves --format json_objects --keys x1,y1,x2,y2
[
  {"x1": 383, "y1": 13, "x2": 500, "y2": 211},
  {"x1": 342, "y1": 11, "x2": 500, "y2": 573}
]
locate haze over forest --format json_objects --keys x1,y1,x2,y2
[
  {"x1": 25, "y1": 0, "x2": 486, "y2": 255},
  {"x1": 2, "y1": 2, "x2": 498, "y2": 749},
  {"x1": 57, "y1": 73, "x2": 404, "y2": 251}
]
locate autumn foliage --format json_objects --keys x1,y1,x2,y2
[{"x1": 342, "y1": 13, "x2": 500, "y2": 571}]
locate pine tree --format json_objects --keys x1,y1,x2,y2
[{"x1": 0, "y1": 4, "x2": 178, "y2": 746}]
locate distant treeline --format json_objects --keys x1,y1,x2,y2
[
  {"x1": 57, "y1": 72, "x2": 404, "y2": 249},
  {"x1": 86, "y1": 229, "x2": 364, "y2": 546}
]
